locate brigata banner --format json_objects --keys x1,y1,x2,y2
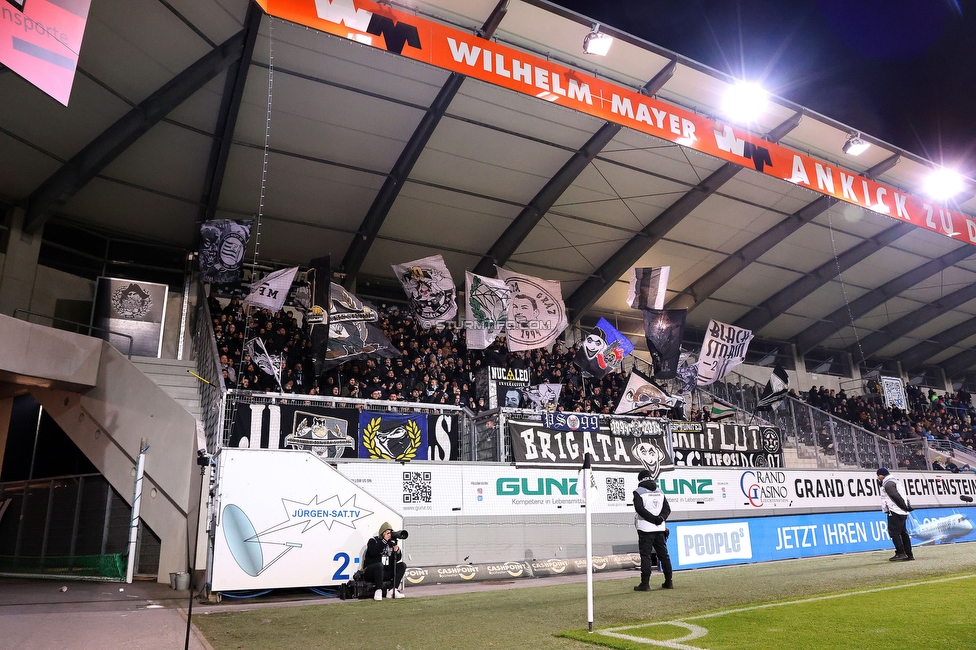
[
  {"x1": 507, "y1": 419, "x2": 674, "y2": 474},
  {"x1": 669, "y1": 421, "x2": 784, "y2": 468},
  {"x1": 257, "y1": 0, "x2": 976, "y2": 247}
]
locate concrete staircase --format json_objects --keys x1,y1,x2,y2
[{"x1": 131, "y1": 357, "x2": 203, "y2": 420}]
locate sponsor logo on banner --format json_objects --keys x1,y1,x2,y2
[
  {"x1": 437, "y1": 565, "x2": 479, "y2": 581},
  {"x1": 740, "y1": 470, "x2": 790, "y2": 508},
  {"x1": 405, "y1": 567, "x2": 428, "y2": 585},
  {"x1": 676, "y1": 522, "x2": 753, "y2": 566},
  {"x1": 359, "y1": 412, "x2": 427, "y2": 461},
  {"x1": 496, "y1": 477, "x2": 579, "y2": 497},
  {"x1": 543, "y1": 411, "x2": 600, "y2": 432},
  {"x1": 485, "y1": 562, "x2": 527, "y2": 578}
]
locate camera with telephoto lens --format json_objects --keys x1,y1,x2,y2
[{"x1": 390, "y1": 530, "x2": 409, "y2": 542}]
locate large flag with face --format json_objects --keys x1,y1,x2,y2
[
  {"x1": 756, "y1": 364, "x2": 790, "y2": 410},
  {"x1": 495, "y1": 267, "x2": 568, "y2": 352},
  {"x1": 199, "y1": 220, "x2": 252, "y2": 283},
  {"x1": 642, "y1": 309, "x2": 686, "y2": 379},
  {"x1": 391, "y1": 255, "x2": 457, "y2": 329},
  {"x1": 319, "y1": 321, "x2": 399, "y2": 372},
  {"x1": 697, "y1": 320, "x2": 754, "y2": 386},
  {"x1": 243, "y1": 266, "x2": 299, "y2": 312},
  {"x1": 245, "y1": 336, "x2": 282, "y2": 389},
  {"x1": 627, "y1": 266, "x2": 670, "y2": 310},
  {"x1": 574, "y1": 318, "x2": 634, "y2": 379},
  {"x1": 465, "y1": 272, "x2": 510, "y2": 350},
  {"x1": 615, "y1": 368, "x2": 677, "y2": 414},
  {"x1": 675, "y1": 363, "x2": 699, "y2": 395}
]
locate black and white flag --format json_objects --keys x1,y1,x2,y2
[
  {"x1": 756, "y1": 364, "x2": 790, "y2": 410},
  {"x1": 199, "y1": 220, "x2": 252, "y2": 283},
  {"x1": 319, "y1": 321, "x2": 399, "y2": 372},
  {"x1": 329, "y1": 282, "x2": 378, "y2": 324},
  {"x1": 392, "y1": 255, "x2": 457, "y2": 329},
  {"x1": 495, "y1": 267, "x2": 568, "y2": 352},
  {"x1": 304, "y1": 256, "x2": 331, "y2": 324},
  {"x1": 519, "y1": 383, "x2": 563, "y2": 410},
  {"x1": 627, "y1": 266, "x2": 669, "y2": 310},
  {"x1": 245, "y1": 337, "x2": 282, "y2": 389},
  {"x1": 465, "y1": 271, "x2": 510, "y2": 350},
  {"x1": 675, "y1": 363, "x2": 699, "y2": 396},
  {"x1": 243, "y1": 267, "x2": 298, "y2": 312},
  {"x1": 615, "y1": 368, "x2": 677, "y2": 414},
  {"x1": 697, "y1": 320, "x2": 753, "y2": 386},
  {"x1": 642, "y1": 309, "x2": 686, "y2": 379}
]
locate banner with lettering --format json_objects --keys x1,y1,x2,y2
[
  {"x1": 507, "y1": 419, "x2": 674, "y2": 475},
  {"x1": 669, "y1": 421, "x2": 784, "y2": 468},
  {"x1": 256, "y1": 0, "x2": 976, "y2": 248},
  {"x1": 696, "y1": 320, "x2": 754, "y2": 386}
]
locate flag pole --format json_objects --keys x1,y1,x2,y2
[{"x1": 581, "y1": 452, "x2": 594, "y2": 632}]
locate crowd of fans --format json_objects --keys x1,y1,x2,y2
[{"x1": 207, "y1": 294, "x2": 975, "y2": 456}]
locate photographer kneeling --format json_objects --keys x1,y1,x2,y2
[{"x1": 363, "y1": 522, "x2": 407, "y2": 600}]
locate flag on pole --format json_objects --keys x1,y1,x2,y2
[
  {"x1": 392, "y1": 255, "x2": 457, "y2": 328},
  {"x1": 245, "y1": 337, "x2": 282, "y2": 389},
  {"x1": 627, "y1": 266, "x2": 670, "y2": 310},
  {"x1": 304, "y1": 256, "x2": 331, "y2": 324},
  {"x1": 614, "y1": 368, "x2": 677, "y2": 414},
  {"x1": 495, "y1": 267, "x2": 568, "y2": 352},
  {"x1": 696, "y1": 320, "x2": 753, "y2": 386},
  {"x1": 756, "y1": 364, "x2": 790, "y2": 410},
  {"x1": 574, "y1": 318, "x2": 634, "y2": 379},
  {"x1": 642, "y1": 309, "x2": 686, "y2": 379},
  {"x1": 675, "y1": 363, "x2": 699, "y2": 396},
  {"x1": 709, "y1": 401, "x2": 736, "y2": 420},
  {"x1": 243, "y1": 266, "x2": 298, "y2": 312},
  {"x1": 465, "y1": 271, "x2": 510, "y2": 350},
  {"x1": 199, "y1": 220, "x2": 252, "y2": 283}
]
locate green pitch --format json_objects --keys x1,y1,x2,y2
[{"x1": 195, "y1": 543, "x2": 976, "y2": 650}]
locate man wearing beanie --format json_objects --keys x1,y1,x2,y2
[
  {"x1": 876, "y1": 468, "x2": 915, "y2": 561},
  {"x1": 633, "y1": 469, "x2": 673, "y2": 590},
  {"x1": 363, "y1": 522, "x2": 407, "y2": 600}
]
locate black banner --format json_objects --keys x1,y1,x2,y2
[
  {"x1": 227, "y1": 400, "x2": 461, "y2": 461},
  {"x1": 507, "y1": 420, "x2": 673, "y2": 475},
  {"x1": 669, "y1": 421, "x2": 784, "y2": 468}
]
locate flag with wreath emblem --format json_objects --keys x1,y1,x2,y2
[{"x1": 358, "y1": 412, "x2": 428, "y2": 461}]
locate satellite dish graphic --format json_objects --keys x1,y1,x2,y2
[{"x1": 222, "y1": 504, "x2": 303, "y2": 576}]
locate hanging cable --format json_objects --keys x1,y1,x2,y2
[{"x1": 826, "y1": 210, "x2": 866, "y2": 371}]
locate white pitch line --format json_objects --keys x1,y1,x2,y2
[{"x1": 598, "y1": 573, "x2": 976, "y2": 648}]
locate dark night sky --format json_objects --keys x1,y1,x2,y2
[{"x1": 550, "y1": 0, "x2": 976, "y2": 177}]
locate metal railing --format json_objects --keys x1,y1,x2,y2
[
  {"x1": 12, "y1": 309, "x2": 134, "y2": 359},
  {"x1": 190, "y1": 280, "x2": 227, "y2": 454}
]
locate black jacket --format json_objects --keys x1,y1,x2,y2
[{"x1": 364, "y1": 536, "x2": 402, "y2": 568}]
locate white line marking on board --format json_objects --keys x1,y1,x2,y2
[{"x1": 599, "y1": 573, "x2": 976, "y2": 647}]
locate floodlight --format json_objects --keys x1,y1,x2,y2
[
  {"x1": 721, "y1": 81, "x2": 768, "y2": 123},
  {"x1": 583, "y1": 24, "x2": 612, "y2": 56},
  {"x1": 923, "y1": 168, "x2": 964, "y2": 201},
  {"x1": 842, "y1": 133, "x2": 870, "y2": 156}
]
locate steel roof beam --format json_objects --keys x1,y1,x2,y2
[
  {"x1": 340, "y1": 0, "x2": 510, "y2": 288},
  {"x1": 854, "y1": 282, "x2": 976, "y2": 361},
  {"x1": 793, "y1": 244, "x2": 976, "y2": 356},
  {"x1": 732, "y1": 155, "x2": 904, "y2": 332},
  {"x1": 941, "y1": 346, "x2": 976, "y2": 379},
  {"x1": 565, "y1": 162, "x2": 740, "y2": 323},
  {"x1": 898, "y1": 316, "x2": 976, "y2": 371},
  {"x1": 472, "y1": 59, "x2": 677, "y2": 278},
  {"x1": 198, "y1": 2, "x2": 263, "y2": 224},
  {"x1": 22, "y1": 29, "x2": 249, "y2": 234}
]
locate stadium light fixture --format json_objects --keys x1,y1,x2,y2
[
  {"x1": 923, "y1": 167, "x2": 964, "y2": 201},
  {"x1": 721, "y1": 81, "x2": 768, "y2": 124},
  {"x1": 583, "y1": 24, "x2": 613, "y2": 56},
  {"x1": 842, "y1": 133, "x2": 870, "y2": 156}
]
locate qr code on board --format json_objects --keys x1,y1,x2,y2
[
  {"x1": 605, "y1": 477, "x2": 625, "y2": 502},
  {"x1": 402, "y1": 471, "x2": 432, "y2": 503}
]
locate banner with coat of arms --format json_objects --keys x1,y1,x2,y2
[
  {"x1": 359, "y1": 412, "x2": 428, "y2": 461},
  {"x1": 93, "y1": 276, "x2": 168, "y2": 357}
]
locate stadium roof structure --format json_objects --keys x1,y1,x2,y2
[{"x1": 2, "y1": 0, "x2": 976, "y2": 381}]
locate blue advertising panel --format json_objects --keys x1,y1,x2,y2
[{"x1": 669, "y1": 506, "x2": 976, "y2": 570}]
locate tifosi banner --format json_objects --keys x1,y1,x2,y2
[
  {"x1": 257, "y1": 0, "x2": 976, "y2": 247},
  {"x1": 507, "y1": 419, "x2": 674, "y2": 475},
  {"x1": 670, "y1": 421, "x2": 784, "y2": 468}
]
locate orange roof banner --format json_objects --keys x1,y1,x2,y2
[
  {"x1": 0, "y1": 0, "x2": 92, "y2": 105},
  {"x1": 255, "y1": 0, "x2": 976, "y2": 247}
]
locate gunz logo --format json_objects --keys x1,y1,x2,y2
[
  {"x1": 314, "y1": 0, "x2": 421, "y2": 55},
  {"x1": 713, "y1": 125, "x2": 772, "y2": 172}
]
